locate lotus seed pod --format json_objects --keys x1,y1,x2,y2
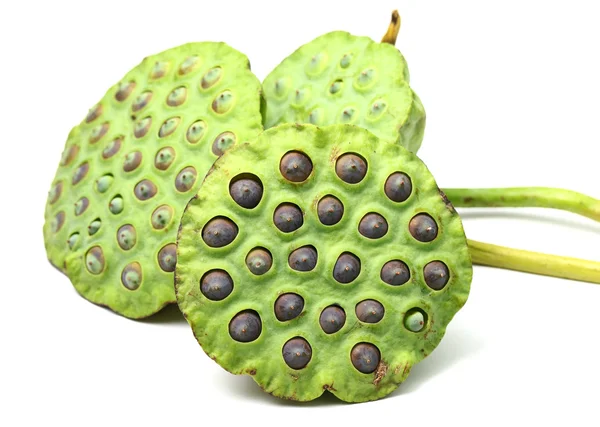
[
  {"x1": 263, "y1": 31, "x2": 425, "y2": 152},
  {"x1": 175, "y1": 124, "x2": 472, "y2": 402},
  {"x1": 43, "y1": 42, "x2": 263, "y2": 318}
]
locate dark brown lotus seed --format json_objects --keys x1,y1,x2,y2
[
  {"x1": 121, "y1": 262, "x2": 142, "y2": 290},
  {"x1": 134, "y1": 180, "x2": 157, "y2": 201},
  {"x1": 88, "y1": 218, "x2": 101, "y2": 235},
  {"x1": 274, "y1": 293, "x2": 304, "y2": 321},
  {"x1": 355, "y1": 300, "x2": 385, "y2": 323},
  {"x1": 279, "y1": 151, "x2": 313, "y2": 182},
  {"x1": 201, "y1": 67, "x2": 222, "y2": 89},
  {"x1": 229, "y1": 310, "x2": 262, "y2": 343},
  {"x1": 102, "y1": 137, "x2": 122, "y2": 159},
  {"x1": 317, "y1": 195, "x2": 344, "y2": 225},
  {"x1": 166, "y1": 86, "x2": 187, "y2": 107},
  {"x1": 154, "y1": 147, "x2": 176, "y2": 170},
  {"x1": 200, "y1": 270, "x2": 234, "y2": 301},
  {"x1": 288, "y1": 246, "x2": 317, "y2": 272},
  {"x1": 72, "y1": 162, "x2": 89, "y2": 185},
  {"x1": 157, "y1": 243, "x2": 177, "y2": 272},
  {"x1": 273, "y1": 203, "x2": 303, "y2": 232},
  {"x1": 282, "y1": 337, "x2": 312, "y2": 369},
  {"x1": 123, "y1": 151, "x2": 142, "y2": 172},
  {"x1": 132, "y1": 91, "x2": 152, "y2": 112},
  {"x1": 245, "y1": 248, "x2": 272, "y2": 275},
  {"x1": 358, "y1": 213, "x2": 388, "y2": 239},
  {"x1": 109, "y1": 195, "x2": 124, "y2": 214},
  {"x1": 85, "y1": 246, "x2": 105, "y2": 275},
  {"x1": 85, "y1": 104, "x2": 102, "y2": 123},
  {"x1": 202, "y1": 217, "x2": 238, "y2": 248},
  {"x1": 175, "y1": 166, "x2": 197, "y2": 192},
  {"x1": 333, "y1": 253, "x2": 361, "y2": 283},
  {"x1": 229, "y1": 175, "x2": 263, "y2": 209},
  {"x1": 159, "y1": 117, "x2": 180, "y2": 138},
  {"x1": 335, "y1": 153, "x2": 367, "y2": 184},
  {"x1": 115, "y1": 81, "x2": 136, "y2": 102},
  {"x1": 409, "y1": 213, "x2": 438, "y2": 242},
  {"x1": 74, "y1": 197, "x2": 89, "y2": 216},
  {"x1": 117, "y1": 224, "x2": 136, "y2": 250},
  {"x1": 212, "y1": 131, "x2": 236, "y2": 156},
  {"x1": 89, "y1": 122, "x2": 109, "y2": 144},
  {"x1": 49, "y1": 181, "x2": 63, "y2": 204},
  {"x1": 404, "y1": 308, "x2": 427, "y2": 332},
  {"x1": 319, "y1": 306, "x2": 346, "y2": 334},
  {"x1": 134, "y1": 117, "x2": 152, "y2": 138},
  {"x1": 186, "y1": 120, "x2": 207, "y2": 144},
  {"x1": 380, "y1": 260, "x2": 410, "y2": 286},
  {"x1": 351, "y1": 343, "x2": 380, "y2": 374},
  {"x1": 151, "y1": 205, "x2": 174, "y2": 230},
  {"x1": 424, "y1": 261, "x2": 450, "y2": 290},
  {"x1": 385, "y1": 172, "x2": 412, "y2": 203}
]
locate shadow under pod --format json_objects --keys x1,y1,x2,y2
[{"x1": 137, "y1": 303, "x2": 187, "y2": 325}]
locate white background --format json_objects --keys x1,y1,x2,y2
[{"x1": 1, "y1": 0, "x2": 599, "y2": 425}]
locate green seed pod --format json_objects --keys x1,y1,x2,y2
[
  {"x1": 175, "y1": 124, "x2": 472, "y2": 402},
  {"x1": 43, "y1": 42, "x2": 262, "y2": 319},
  {"x1": 263, "y1": 30, "x2": 425, "y2": 152}
]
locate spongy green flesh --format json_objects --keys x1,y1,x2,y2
[
  {"x1": 262, "y1": 31, "x2": 425, "y2": 153},
  {"x1": 44, "y1": 42, "x2": 263, "y2": 319},
  {"x1": 176, "y1": 124, "x2": 471, "y2": 402}
]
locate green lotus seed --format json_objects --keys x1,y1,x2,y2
[
  {"x1": 117, "y1": 224, "x2": 137, "y2": 251},
  {"x1": 305, "y1": 52, "x2": 328, "y2": 76},
  {"x1": 134, "y1": 117, "x2": 152, "y2": 139},
  {"x1": 154, "y1": 147, "x2": 176, "y2": 171},
  {"x1": 109, "y1": 196, "x2": 124, "y2": 214},
  {"x1": 166, "y1": 86, "x2": 187, "y2": 107},
  {"x1": 157, "y1": 243, "x2": 177, "y2": 272},
  {"x1": 85, "y1": 103, "x2": 102, "y2": 123},
  {"x1": 89, "y1": 122, "x2": 109, "y2": 144},
  {"x1": 329, "y1": 79, "x2": 343, "y2": 94},
  {"x1": 201, "y1": 67, "x2": 223, "y2": 89},
  {"x1": 404, "y1": 308, "x2": 427, "y2": 332},
  {"x1": 102, "y1": 137, "x2": 122, "y2": 159},
  {"x1": 60, "y1": 145, "x2": 79, "y2": 166},
  {"x1": 211, "y1": 90, "x2": 234, "y2": 114},
  {"x1": 51, "y1": 211, "x2": 65, "y2": 233},
  {"x1": 132, "y1": 91, "x2": 152, "y2": 112},
  {"x1": 95, "y1": 174, "x2": 113, "y2": 193},
  {"x1": 175, "y1": 166, "x2": 197, "y2": 192},
  {"x1": 121, "y1": 262, "x2": 142, "y2": 290},
  {"x1": 178, "y1": 55, "x2": 200, "y2": 75},
  {"x1": 85, "y1": 246, "x2": 105, "y2": 275},
  {"x1": 49, "y1": 181, "x2": 63, "y2": 205},
  {"x1": 158, "y1": 117, "x2": 180, "y2": 138},
  {"x1": 339, "y1": 52, "x2": 353, "y2": 68},
  {"x1": 87, "y1": 218, "x2": 101, "y2": 236},
  {"x1": 355, "y1": 68, "x2": 377, "y2": 89},
  {"x1": 123, "y1": 151, "x2": 142, "y2": 172},
  {"x1": 74, "y1": 197, "x2": 89, "y2": 216},
  {"x1": 150, "y1": 61, "x2": 169, "y2": 80},
  {"x1": 67, "y1": 232, "x2": 80, "y2": 251},
  {"x1": 115, "y1": 81, "x2": 136, "y2": 102},
  {"x1": 367, "y1": 99, "x2": 387, "y2": 121},
  {"x1": 72, "y1": 162, "x2": 89, "y2": 186},
  {"x1": 134, "y1": 180, "x2": 157, "y2": 201},
  {"x1": 273, "y1": 77, "x2": 290, "y2": 99},
  {"x1": 186, "y1": 120, "x2": 208, "y2": 144},
  {"x1": 151, "y1": 205, "x2": 174, "y2": 230},
  {"x1": 212, "y1": 131, "x2": 236, "y2": 156},
  {"x1": 292, "y1": 87, "x2": 311, "y2": 107}
]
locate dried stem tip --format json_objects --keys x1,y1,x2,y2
[{"x1": 381, "y1": 10, "x2": 401, "y2": 45}]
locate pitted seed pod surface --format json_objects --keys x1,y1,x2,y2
[
  {"x1": 262, "y1": 32, "x2": 426, "y2": 153},
  {"x1": 43, "y1": 42, "x2": 263, "y2": 318},
  {"x1": 176, "y1": 124, "x2": 472, "y2": 402}
]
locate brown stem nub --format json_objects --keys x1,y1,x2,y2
[{"x1": 381, "y1": 10, "x2": 401, "y2": 45}]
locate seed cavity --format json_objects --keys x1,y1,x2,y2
[
  {"x1": 381, "y1": 260, "x2": 410, "y2": 286},
  {"x1": 187, "y1": 120, "x2": 207, "y2": 144},
  {"x1": 95, "y1": 174, "x2": 113, "y2": 193},
  {"x1": 329, "y1": 79, "x2": 343, "y2": 94},
  {"x1": 245, "y1": 248, "x2": 272, "y2": 275},
  {"x1": 102, "y1": 137, "x2": 122, "y2": 159},
  {"x1": 178, "y1": 56, "x2": 200, "y2": 75},
  {"x1": 74, "y1": 197, "x2": 89, "y2": 216},
  {"x1": 134, "y1": 117, "x2": 152, "y2": 138},
  {"x1": 335, "y1": 153, "x2": 367, "y2": 184},
  {"x1": 175, "y1": 166, "x2": 197, "y2": 192},
  {"x1": 282, "y1": 337, "x2": 312, "y2": 369},
  {"x1": 151, "y1": 205, "x2": 174, "y2": 230},
  {"x1": 340, "y1": 107, "x2": 357, "y2": 124},
  {"x1": 358, "y1": 213, "x2": 388, "y2": 239},
  {"x1": 117, "y1": 224, "x2": 137, "y2": 251},
  {"x1": 385, "y1": 172, "x2": 412, "y2": 203},
  {"x1": 404, "y1": 308, "x2": 428, "y2": 332},
  {"x1": 317, "y1": 195, "x2": 344, "y2": 226},
  {"x1": 275, "y1": 293, "x2": 304, "y2": 322},
  {"x1": 167, "y1": 86, "x2": 187, "y2": 107},
  {"x1": 355, "y1": 68, "x2": 377, "y2": 89},
  {"x1": 49, "y1": 181, "x2": 63, "y2": 204},
  {"x1": 212, "y1": 131, "x2": 236, "y2": 156},
  {"x1": 200, "y1": 270, "x2": 234, "y2": 301},
  {"x1": 121, "y1": 262, "x2": 142, "y2": 290},
  {"x1": 305, "y1": 52, "x2": 328, "y2": 76},
  {"x1": 157, "y1": 243, "x2": 177, "y2": 272},
  {"x1": 292, "y1": 87, "x2": 311, "y2": 106},
  {"x1": 273, "y1": 203, "x2": 303, "y2": 233},
  {"x1": 424, "y1": 261, "x2": 450, "y2": 290},
  {"x1": 159, "y1": 117, "x2": 180, "y2": 138},
  {"x1": 115, "y1": 81, "x2": 136, "y2": 102},
  {"x1": 339, "y1": 52, "x2": 353, "y2": 68},
  {"x1": 333, "y1": 252, "x2": 361, "y2": 284},
  {"x1": 273, "y1": 77, "x2": 290, "y2": 98},
  {"x1": 85, "y1": 104, "x2": 102, "y2": 123},
  {"x1": 307, "y1": 107, "x2": 324, "y2": 125},
  {"x1": 132, "y1": 91, "x2": 152, "y2": 112},
  {"x1": 229, "y1": 174, "x2": 263, "y2": 209},
  {"x1": 88, "y1": 218, "x2": 101, "y2": 235},
  {"x1": 211, "y1": 90, "x2": 234, "y2": 114},
  {"x1": 67, "y1": 233, "x2": 80, "y2": 250},
  {"x1": 351, "y1": 343, "x2": 380, "y2": 374},
  {"x1": 409, "y1": 213, "x2": 438, "y2": 242},
  {"x1": 229, "y1": 310, "x2": 262, "y2": 343},
  {"x1": 150, "y1": 61, "x2": 169, "y2": 80},
  {"x1": 85, "y1": 246, "x2": 105, "y2": 275},
  {"x1": 319, "y1": 305, "x2": 346, "y2": 334},
  {"x1": 51, "y1": 211, "x2": 65, "y2": 233},
  {"x1": 72, "y1": 162, "x2": 89, "y2": 185},
  {"x1": 134, "y1": 180, "x2": 158, "y2": 201},
  {"x1": 279, "y1": 151, "x2": 313, "y2": 183},
  {"x1": 288, "y1": 246, "x2": 317, "y2": 272},
  {"x1": 355, "y1": 300, "x2": 385, "y2": 323},
  {"x1": 123, "y1": 151, "x2": 142, "y2": 172},
  {"x1": 202, "y1": 216, "x2": 238, "y2": 248},
  {"x1": 201, "y1": 67, "x2": 223, "y2": 89},
  {"x1": 89, "y1": 122, "x2": 109, "y2": 144},
  {"x1": 154, "y1": 147, "x2": 176, "y2": 170},
  {"x1": 367, "y1": 99, "x2": 388, "y2": 120},
  {"x1": 109, "y1": 195, "x2": 124, "y2": 214}
]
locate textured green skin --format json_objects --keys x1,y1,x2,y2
[
  {"x1": 44, "y1": 42, "x2": 263, "y2": 319},
  {"x1": 176, "y1": 124, "x2": 472, "y2": 402},
  {"x1": 262, "y1": 31, "x2": 425, "y2": 153}
]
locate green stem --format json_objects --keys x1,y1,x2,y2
[
  {"x1": 468, "y1": 239, "x2": 600, "y2": 284},
  {"x1": 442, "y1": 187, "x2": 600, "y2": 222}
]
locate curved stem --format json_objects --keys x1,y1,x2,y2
[
  {"x1": 468, "y1": 239, "x2": 600, "y2": 284},
  {"x1": 381, "y1": 10, "x2": 401, "y2": 45},
  {"x1": 442, "y1": 187, "x2": 600, "y2": 222}
]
